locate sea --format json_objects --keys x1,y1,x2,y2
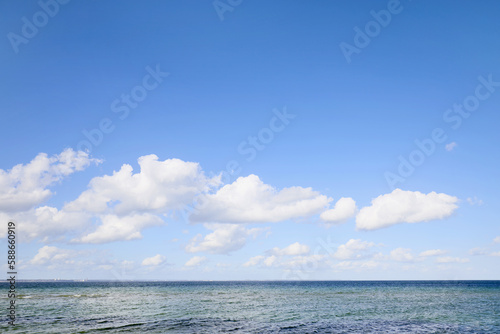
[{"x1": 1, "y1": 280, "x2": 499, "y2": 333}]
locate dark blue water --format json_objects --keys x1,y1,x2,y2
[{"x1": 1, "y1": 281, "x2": 499, "y2": 333}]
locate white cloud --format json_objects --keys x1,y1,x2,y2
[
  {"x1": 436, "y1": 256, "x2": 469, "y2": 263},
  {"x1": 73, "y1": 213, "x2": 163, "y2": 244},
  {"x1": 190, "y1": 174, "x2": 331, "y2": 224},
  {"x1": 1, "y1": 153, "x2": 336, "y2": 246},
  {"x1": 333, "y1": 260, "x2": 384, "y2": 271},
  {"x1": 445, "y1": 142, "x2": 457, "y2": 151},
  {"x1": 280, "y1": 254, "x2": 325, "y2": 269},
  {"x1": 0, "y1": 149, "x2": 100, "y2": 212},
  {"x1": 263, "y1": 255, "x2": 277, "y2": 267},
  {"x1": 27, "y1": 246, "x2": 100, "y2": 270},
  {"x1": 29, "y1": 246, "x2": 76, "y2": 265},
  {"x1": 27, "y1": 248, "x2": 156, "y2": 279},
  {"x1": 333, "y1": 239, "x2": 375, "y2": 260},
  {"x1": 469, "y1": 247, "x2": 488, "y2": 256},
  {"x1": 142, "y1": 254, "x2": 165, "y2": 266},
  {"x1": 0, "y1": 206, "x2": 91, "y2": 241},
  {"x1": 390, "y1": 248, "x2": 416, "y2": 262},
  {"x1": 466, "y1": 197, "x2": 484, "y2": 206},
  {"x1": 320, "y1": 197, "x2": 357, "y2": 225},
  {"x1": 419, "y1": 249, "x2": 447, "y2": 257},
  {"x1": 185, "y1": 256, "x2": 207, "y2": 267},
  {"x1": 65, "y1": 154, "x2": 220, "y2": 215},
  {"x1": 243, "y1": 255, "x2": 265, "y2": 267},
  {"x1": 2, "y1": 154, "x2": 222, "y2": 244},
  {"x1": 356, "y1": 189, "x2": 459, "y2": 230},
  {"x1": 186, "y1": 224, "x2": 264, "y2": 254},
  {"x1": 243, "y1": 253, "x2": 325, "y2": 269},
  {"x1": 490, "y1": 251, "x2": 500, "y2": 257},
  {"x1": 494, "y1": 236, "x2": 500, "y2": 244},
  {"x1": 243, "y1": 241, "x2": 325, "y2": 270},
  {"x1": 269, "y1": 242, "x2": 310, "y2": 256}
]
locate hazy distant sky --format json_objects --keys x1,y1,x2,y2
[{"x1": 1, "y1": 0, "x2": 499, "y2": 280}]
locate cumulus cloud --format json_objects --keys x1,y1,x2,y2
[
  {"x1": 333, "y1": 260, "x2": 384, "y2": 271},
  {"x1": 419, "y1": 249, "x2": 447, "y2": 257},
  {"x1": 142, "y1": 254, "x2": 166, "y2": 266},
  {"x1": 333, "y1": 239, "x2": 375, "y2": 260},
  {"x1": 65, "y1": 155, "x2": 220, "y2": 215},
  {"x1": 469, "y1": 245, "x2": 500, "y2": 258},
  {"x1": 12, "y1": 155, "x2": 221, "y2": 244},
  {"x1": 185, "y1": 256, "x2": 207, "y2": 267},
  {"x1": 186, "y1": 224, "x2": 264, "y2": 254},
  {"x1": 445, "y1": 142, "x2": 457, "y2": 151},
  {"x1": 0, "y1": 149, "x2": 100, "y2": 212},
  {"x1": 356, "y1": 189, "x2": 459, "y2": 230},
  {"x1": 279, "y1": 254, "x2": 325, "y2": 269},
  {"x1": 494, "y1": 236, "x2": 500, "y2": 244},
  {"x1": 27, "y1": 246, "x2": 98, "y2": 270},
  {"x1": 263, "y1": 255, "x2": 278, "y2": 267},
  {"x1": 1, "y1": 152, "x2": 336, "y2": 246},
  {"x1": 73, "y1": 213, "x2": 163, "y2": 244},
  {"x1": 243, "y1": 242, "x2": 326, "y2": 270},
  {"x1": 243, "y1": 255, "x2": 266, "y2": 267},
  {"x1": 390, "y1": 248, "x2": 416, "y2": 262},
  {"x1": 320, "y1": 197, "x2": 357, "y2": 225},
  {"x1": 269, "y1": 242, "x2": 310, "y2": 256},
  {"x1": 3, "y1": 153, "x2": 221, "y2": 244},
  {"x1": 27, "y1": 247, "x2": 146, "y2": 279},
  {"x1": 29, "y1": 246, "x2": 77, "y2": 265},
  {"x1": 0, "y1": 206, "x2": 91, "y2": 242},
  {"x1": 190, "y1": 174, "x2": 331, "y2": 224}
]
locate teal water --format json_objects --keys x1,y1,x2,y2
[{"x1": 1, "y1": 281, "x2": 499, "y2": 333}]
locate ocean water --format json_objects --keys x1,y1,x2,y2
[{"x1": 1, "y1": 281, "x2": 499, "y2": 333}]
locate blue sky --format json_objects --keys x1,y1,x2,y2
[{"x1": 1, "y1": 0, "x2": 499, "y2": 280}]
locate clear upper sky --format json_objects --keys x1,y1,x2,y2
[{"x1": 1, "y1": 0, "x2": 499, "y2": 280}]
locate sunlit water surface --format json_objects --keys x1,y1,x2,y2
[{"x1": 1, "y1": 281, "x2": 499, "y2": 333}]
